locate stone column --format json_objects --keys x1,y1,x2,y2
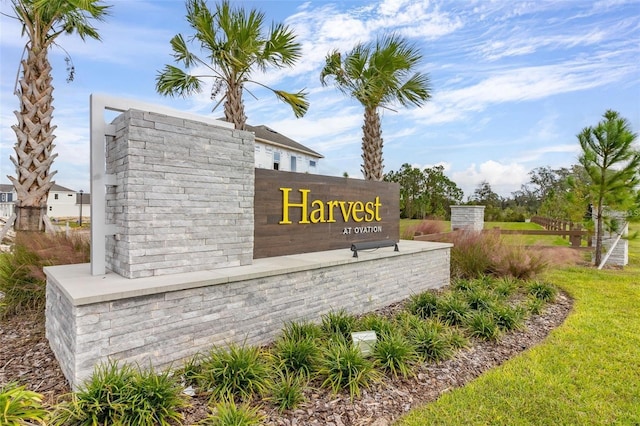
[{"x1": 450, "y1": 205, "x2": 485, "y2": 232}]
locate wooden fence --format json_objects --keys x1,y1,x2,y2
[{"x1": 414, "y1": 216, "x2": 592, "y2": 249}]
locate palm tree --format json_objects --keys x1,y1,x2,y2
[
  {"x1": 156, "y1": 0, "x2": 309, "y2": 130},
  {"x1": 320, "y1": 34, "x2": 431, "y2": 181},
  {"x1": 8, "y1": 0, "x2": 110, "y2": 232},
  {"x1": 578, "y1": 109, "x2": 639, "y2": 266}
]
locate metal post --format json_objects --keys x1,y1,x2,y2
[{"x1": 79, "y1": 190, "x2": 83, "y2": 227}]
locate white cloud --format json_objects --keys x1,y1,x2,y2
[{"x1": 452, "y1": 161, "x2": 530, "y2": 197}]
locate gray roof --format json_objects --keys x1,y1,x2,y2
[
  {"x1": 246, "y1": 124, "x2": 323, "y2": 159},
  {"x1": 0, "y1": 183, "x2": 77, "y2": 193}
]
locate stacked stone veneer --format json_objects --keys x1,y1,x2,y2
[
  {"x1": 450, "y1": 205, "x2": 485, "y2": 232},
  {"x1": 45, "y1": 243, "x2": 450, "y2": 389},
  {"x1": 105, "y1": 110, "x2": 254, "y2": 278}
]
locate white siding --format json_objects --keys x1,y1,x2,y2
[{"x1": 254, "y1": 141, "x2": 320, "y2": 174}]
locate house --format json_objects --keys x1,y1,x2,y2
[
  {"x1": 248, "y1": 124, "x2": 323, "y2": 173},
  {"x1": 0, "y1": 183, "x2": 91, "y2": 220}
]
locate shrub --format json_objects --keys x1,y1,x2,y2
[
  {"x1": 466, "y1": 311, "x2": 501, "y2": 341},
  {"x1": 492, "y1": 304, "x2": 526, "y2": 331},
  {"x1": 357, "y1": 314, "x2": 397, "y2": 339},
  {"x1": 394, "y1": 312, "x2": 424, "y2": 334},
  {"x1": 373, "y1": 331, "x2": 418, "y2": 378},
  {"x1": 492, "y1": 244, "x2": 549, "y2": 280},
  {"x1": 318, "y1": 339, "x2": 379, "y2": 400},
  {"x1": 0, "y1": 232, "x2": 90, "y2": 318},
  {"x1": 321, "y1": 309, "x2": 357, "y2": 341},
  {"x1": 447, "y1": 230, "x2": 501, "y2": 279},
  {"x1": 436, "y1": 293, "x2": 470, "y2": 326},
  {"x1": 446, "y1": 230, "x2": 549, "y2": 280},
  {"x1": 491, "y1": 276, "x2": 519, "y2": 299},
  {"x1": 269, "y1": 371, "x2": 306, "y2": 412},
  {"x1": 0, "y1": 382, "x2": 47, "y2": 426},
  {"x1": 407, "y1": 291, "x2": 439, "y2": 319},
  {"x1": 451, "y1": 278, "x2": 480, "y2": 292},
  {"x1": 178, "y1": 353, "x2": 204, "y2": 387},
  {"x1": 200, "y1": 399, "x2": 264, "y2": 425},
  {"x1": 272, "y1": 335, "x2": 319, "y2": 378},
  {"x1": 199, "y1": 343, "x2": 271, "y2": 402},
  {"x1": 410, "y1": 321, "x2": 451, "y2": 362},
  {"x1": 51, "y1": 360, "x2": 187, "y2": 426},
  {"x1": 525, "y1": 296, "x2": 546, "y2": 315},
  {"x1": 528, "y1": 281, "x2": 557, "y2": 302},
  {"x1": 280, "y1": 320, "x2": 323, "y2": 342},
  {"x1": 464, "y1": 288, "x2": 496, "y2": 312},
  {"x1": 445, "y1": 328, "x2": 470, "y2": 350},
  {"x1": 413, "y1": 220, "x2": 446, "y2": 236}
]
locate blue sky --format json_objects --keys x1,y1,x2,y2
[{"x1": 1, "y1": 0, "x2": 639, "y2": 198}]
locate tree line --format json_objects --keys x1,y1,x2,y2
[{"x1": 386, "y1": 109, "x2": 639, "y2": 243}]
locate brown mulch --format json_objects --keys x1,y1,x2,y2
[{"x1": 0, "y1": 289, "x2": 573, "y2": 426}]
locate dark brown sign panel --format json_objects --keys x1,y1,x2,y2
[{"x1": 254, "y1": 169, "x2": 400, "y2": 259}]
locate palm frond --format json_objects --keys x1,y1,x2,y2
[
  {"x1": 155, "y1": 65, "x2": 203, "y2": 98},
  {"x1": 273, "y1": 89, "x2": 309, "y2": 118}
]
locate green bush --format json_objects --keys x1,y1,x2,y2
[
  {"x1": 358, "y1": 314, "x2": 397, "y2": 339},
  {"x1": 436, "y1": 293, "x2": 470, "y2": 326},
  {"x1": 525, "y1": 296, "x2": 546, "y2": 315},
  {"x1": 373, "y1": 331, "x2": 418, "y2": 378},
  {"x1": 318, "y1": 339, "x2": 379, "y2": 399},
  {"x1": 50, "y1": 360, "x2": 187, "y2": 426},
  {"x1": 410, "y1": 321, "x2": 451, "y2": 362},
  {"x1": 492, "y1": 304, "x2": 526, "y2": 331},
  {"x1": 407, "y1": 291, "x2": 439, "y2": 319},
  {"x1": 445, "y1": 328, "x2": 470, "y2": 350},
  {"x1": 393, "y1": 312, "x2": 424, "y2": 334},
  {"x1": 491, "y1": 276, "x2": 519, "y2": 298},
  {"x1": 463, "y1": 288, "x2": 496, "y2": 311},
  {"x1": 0, "y1": 382, "x2": 47, "y2": 426},
  {"x1": 272, "y1": 335, "x2": 319, "y2": 378},
  {"x1": 269, "y1": 371, "x2": 306, "y2": 412},
  {"x1": 528, "y1": 281, "x2": 557, "y2": 302},
  {"x1": 321, "y1": 309, "x2": 357, "y2": 341},
  {"x1": 200, "y1": 399, "x2": 264, "y2": 425},
  {"x1": 465, "y1": 311, "x2": 501, "y2": 341},
  {"x1": 199, "y1": 343, "x2": 271, "y2": 402},
  {"x1": 280, "y1": 320, "x2": 323, "y2": 342}
]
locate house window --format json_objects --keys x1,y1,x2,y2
[
  {"x1": 309, "y1": 160, "x2": 316, "y2": 168},
  {"x1": 290, "y1": 156, "x2": 297, "y2": 172},
  {"x1": 255, "y1": 145, "x2": 260, "y2": 152},
  {"x1": 273, "y1": 152, "x2": 280, "y2": 170},
  {"x1": 54, "y1": 194, "x2": 59, "y2": 200}
]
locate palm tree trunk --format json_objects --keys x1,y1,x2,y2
[
  {"x1": 225, "y1": 80, "x2": 247, "y2": 130},
  {"x1": 362, "y1": 106, "x2": 383, "y2": 181},
  {"x1": 9, "y1": 43, "x2": 58, "y2": 232}
]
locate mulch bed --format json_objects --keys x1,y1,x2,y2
[{"x1": 0, "y1": 290, "x2": 572, "y2": 425}]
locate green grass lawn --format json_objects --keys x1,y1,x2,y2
[{"x1": 396, "y1": 225, "x2": 640, "y2": 425}]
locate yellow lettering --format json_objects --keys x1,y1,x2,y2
[
  {"x1": 326, "y1": 200, "x2": 339, "y2": 223},
  {"x1": 352, "y1": 201, "x2": 365, "y2": 222},
  {"x1": 364, "y1": 201, "x2": 375, "y2": 221},
  {"x1": 374, "y1": 197, "x2": 382, "y2": 221},
  {"x1": 279, "y1": 188, "x2": 310, "y2": 224},
  {"x1": 310, "y1": 199, "x2": 325, "y2": 223},
  {"x1": 339, "y1": 201, "x2": 355, "y2": 222}
]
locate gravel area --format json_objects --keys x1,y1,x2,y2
[{"x1": 0, "y1": 290, "x2": 572, "y2": 425}]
